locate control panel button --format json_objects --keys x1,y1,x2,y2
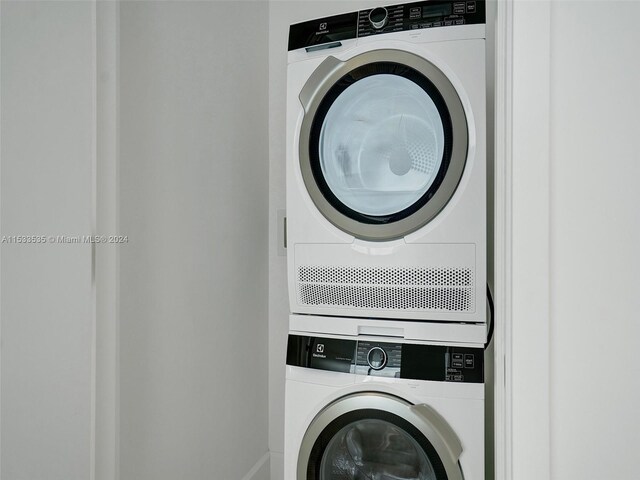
[
  {"x1": 453, "y1": 2, "x2": 466, "y2": 14},
  {"x1": 466, "y1": 1, "x2": 477, "y2": 13},
  {"x1": 464, "y1": 354, "x2": 475, "y2": 368},
  {"x1": 452, "y1": 353, "x2": 464, "y2": 368},
  {"x1": 367, "y1": 346, "x2": 388, "y2": 370},
  {"x1": 455, "y1": 19, "x2": 465, "y2": 25},
  {"x1": 409, "y1": 7, "x2": 421, "y2": 19},
  {"x1": 368, "y1": 7, "x2": 388, "y2": 30}
]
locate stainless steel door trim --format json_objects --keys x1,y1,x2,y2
[
  {"x1": 298, "y1": 49, "x2": 469, "y2": 242},
  {"x1": 299, "y1": 55, "x2": 343, "y2": 113},
  {"x1": 297, "y1": 392, "x2": 464, "y2": 480}
]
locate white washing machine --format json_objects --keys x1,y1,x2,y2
[
  {"x1": 284, "y1": 332, "x2": 488, "y2": 480},
  {"x1": 286, "y1": 1, "x2": 487, "y2": 324}
]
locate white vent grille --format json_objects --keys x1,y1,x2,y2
[{"x1": 297, "y1": 266, "x2": 474, "y2": 312}]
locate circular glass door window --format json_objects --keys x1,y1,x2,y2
[
  {"x1": 319, "y1": 74, "x2": 445, "y2": 217},
  {"x1": 319, "y1": 418, "x2": 438, "y2": 479}
]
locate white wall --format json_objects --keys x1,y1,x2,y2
[
  {"x1": 510, "y1": 1, "x2": 551, "y2": 478},
  {"x1": 2, "y1": 2, "x2": 270, "y2": 480},
  {"x1": 95, "y1": 5, "x2": 119, "y2": 480},
  {"x1": 118, "y1": 2, "x2": 270, "y2": 480},
  {"x1": 1, "y1": 2, "x2": 95, "y2": 479},
  {"x1": 511, "y1": 1, "x2": 640, "y2": 479},
  {"x1": 548, "y1": 2, "x2": 640, "y2": 478}
]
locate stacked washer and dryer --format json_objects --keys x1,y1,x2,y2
[{"x1": 284, "y1": 1, "x2": 492, "y2": 479}]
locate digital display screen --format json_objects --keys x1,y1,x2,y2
[{"x1": 422, "y1": 4, "x2": 453, "y2": 18}]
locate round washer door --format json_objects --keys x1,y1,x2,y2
[
  {"x1": 297, "y1": 393, "x2": 464, "y2": 480},
  {"x1": 298, "y1": 50, "x2": 468, "y2": 241}
]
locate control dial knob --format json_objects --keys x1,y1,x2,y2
[
  {"x1": 367, "y1": 347, "x2": 388, "y2": 370},
  {"x1": 368, "y1": 7, "x2": 388, "y2": 30}
]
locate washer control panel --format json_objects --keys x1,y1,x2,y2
[
  {"x1": 286, "y1": 335, "x2": 484, "y2": 383},
  {"x1": 357, "y1": 1, "x2": 483, "y2": 38},
  {"x1": 288, "y1": 0, "x2": 485, "y2": 51}
]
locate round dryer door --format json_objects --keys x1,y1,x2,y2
[
  {"x1": 297, "y1": 393, "x2": 464, "y2": 480},
  {"x1": 298, "y1": 50, "x2": 468, "y2": 241}
]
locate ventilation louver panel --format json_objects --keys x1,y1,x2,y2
[{"x1": 297, "y1": 266, "x2": 474, "y2": 312}]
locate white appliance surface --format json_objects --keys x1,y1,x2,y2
[
  {"x1": 284, "y1": 332, "x2": 485, "y2": 480},
  {"x1": 289, "y1": 313, "x2": 488, "y2": 345},
  {"x1": 287, "y1": 15, "x2": 487, "y2": 326}
]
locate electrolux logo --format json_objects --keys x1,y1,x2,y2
[
  {"x1": 312, "y1": 343, "x2": 326, "y2": 359},
  {"x1": 316, "y1": 22, "x2": 329, "y2": 35}
]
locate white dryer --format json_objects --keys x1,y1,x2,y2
[
  {"x1": 284, "y1": 332, "x2": 488, "y2": 480},
  {"x1": 286, "y1": 1, "x2": 487, "y2": 324}
]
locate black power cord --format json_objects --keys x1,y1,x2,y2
[{"x1": 485, "y1": 284, "x2": 494, "y2": 350}]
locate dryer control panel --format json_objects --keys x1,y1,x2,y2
[
  {"x1": 286, "y1": 334, "x2": 484, "y2": 383},
  {"x1": 288, "y1": 0, "x2": 485, "y2": 51}
]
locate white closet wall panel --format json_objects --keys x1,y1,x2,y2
[
  {"x1": 548, "y1": 2, "x2": 640, "y2": 479},
  {"x1": 118, "y1": 2, "x2": 269, "y2": 479},
  {"x1": 1, "y1": 2, "x2": 95, "y2": 479}
]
